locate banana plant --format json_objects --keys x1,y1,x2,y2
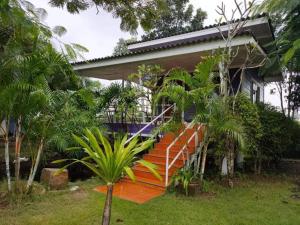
[{"x1": 54, "y1": 128, "x2": 161, "y2": 225}]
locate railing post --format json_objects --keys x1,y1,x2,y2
[
  {"x1": 195, "y1": 126, "x2": 198, "y2": 148},
  {"x1": 165, "y1": 149, "x2": 169, "y2": 187},
  {"x1": 125, "y1": 104, "x2": 174, "y2": 145}
]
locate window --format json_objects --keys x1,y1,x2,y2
[
  {"x1": 256, "y1": 87, "x2": 260, "y2": 103},
  {"x1": 251, "y1": 81, "x2": 261, "y2": 103}
]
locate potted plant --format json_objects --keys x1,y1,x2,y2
[{"x1": 172, "y1": 166, "x2": 200, "y2": 196}]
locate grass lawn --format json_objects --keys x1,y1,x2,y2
[{"x1": 0, "y1": 175, "x2": 299, "y2": 225}]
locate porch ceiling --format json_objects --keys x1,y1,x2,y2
[{"x1": 73, "y1": 35, "x2": 266, "y2": 81}]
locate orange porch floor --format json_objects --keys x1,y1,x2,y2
[{"x1": 95, "y1": 182, "x2": 165, "y2": 204}]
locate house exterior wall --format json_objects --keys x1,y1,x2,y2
[
  {"x1": 241, "y1": 68, "x2": 264, "y2": 103},
  {"x1": 162, "y1": 68, "x2": 265, "y2": 122}
]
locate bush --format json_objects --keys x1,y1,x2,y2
[
  {"x1": 231, "y1": 95, "x2": 300, "y2": 174},
  {"x1": 232, "y1": 94, "x2": 262, "y2": 158},
  {"x1": 257, "y1": 103, "x2": 300, "y2": 163},
  {"x1": 284, "y1": 120, "x2": 300, "y2": 158}
]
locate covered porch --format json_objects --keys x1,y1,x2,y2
[{"x1": 73, "y1": 33, "x2": 267, "y2": 136}]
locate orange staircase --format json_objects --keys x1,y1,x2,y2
[{"x1": 96, "y1": 125, "x2": 204, "y2": 204}]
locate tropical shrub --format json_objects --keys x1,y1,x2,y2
[
  {"x1": 172, "y1": 166, "x2": 195, "y2": 196},
  {"x1": 156, "y1": 56, "x2": 245, "y2": 184},
  {"x1": 0, "y1": 1, "x2": 90, "y2": 194},
  {"x1": 257, "y1": 103, "x2": 300, "y2": 165},
  {"x1": 230, "y1": 94, "x2": 263, "y2": 173},
  {"x1": 54, "y1": 129, "x2": 161, "y2": 225}
]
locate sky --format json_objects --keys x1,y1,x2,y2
[
  {"x1": 29, "y1": 0, "x2": 239, "y2": 59},
  {"x1": 29, "y1": 0, "x2": 279, "y2": 107}
]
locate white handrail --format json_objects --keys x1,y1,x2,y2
[
  {"x1": 125, "y1": 104, "x2": 175, "y2": 144},
  {"x1": 165, "y1": 123, "x2": 203, "y2": 186},
  {"x1": 164, "y1": 121, "x2": 194, "y2": 186}
]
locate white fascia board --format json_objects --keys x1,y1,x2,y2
[
  {"x1": 74, "y1": 36, "x2": 263, "y2": 71},
  {"x1": 128, "y1": 17, "x2": 268, "y2": 50}
]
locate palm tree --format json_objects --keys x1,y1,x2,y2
[
  {"x1": 156, "y1": 56, "x2": 245, "y2": 182},
  {"x1": 54, "y1": 128, "x2": 161, "y2": 225},
  {"x1": 196, "y1": 97, "x2": 245, "y2": 182},
  {"x1": 156, "y1": 56, "x2": 219, "y2": 117}
]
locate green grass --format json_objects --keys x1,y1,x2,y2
[{"x1": 0, "y1": 176, "x2": 299, "y2": 225}]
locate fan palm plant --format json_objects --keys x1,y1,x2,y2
[
  {"x1": 196, "y1": 97, "x2": 245, "y2": 181},
  {"x1": 54, "y1": 128, "x2": 161, "y2": 225},
  {"x1": 156, "y1": 56, "x2": 219, "y2": 117},
  {"x1": 156, "y1": 56, "x2": 245, "y2": 181}
]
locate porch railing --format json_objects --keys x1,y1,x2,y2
[
  {"x1": 165, "y1": 123, "x2": 203, "y2": 186},
  {"x1": 125, "y1": 104, "x2": 175, "y2": 144}
]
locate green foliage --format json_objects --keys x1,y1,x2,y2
[
  {"x1": 156, "y1": 56, "x2": 219, "y2": 115},
  {"x1": 54, "y1": 129, "x2": 161, "y2": 184},
  {"x1": 0, "y1": 0, "x2": 95, "y2": 194},
  {"x1": 156, "y1": 56, "x2": 245, "y2": 178},
  {"x1": 45, "y1": 90, "x2": 102, "y2": 155},
  {"x1": 201, "y1": 179, "x2": 214, "y2": 193},
  {"x1": 284, "y1": 120, "x2": 300, "y2": 159},
  {"x1": 49, "y1": 0, "x2": 166, "y2": 33},
  {"x1": 112, "y1": 37, "x2": 137, "y2": 56},
  {"x1": 257, "y1": 103, "x2": 300, "y2": 161},
  {"x1": 257, "y1": 0, "x2": 299, "y2": 16},
  {"x1": 258, "y1": 1, "x2": 300, "y2": 76},
  {"x1": 97, "y1": 82, "x2": 140, "y2": 124},
  {"x1": 1, "y1": 177, "x2": 299, "y2": 225},
  {"x1": 172, "y1": 166, "x2": 195, "y2": 196},
  {"x1": 230, "y1": 94, "x2": 262, "y2": 156},
  {"x1": 284, "y1": 39, "x2": 300, "y2": 65},
  {"x1": 142, "y1": 0, "x2": 207, "y2": 40},
  {"x1": 207, "y1": 97, "x2": 245, "y2": 151}
]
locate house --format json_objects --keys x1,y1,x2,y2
[
  {"x1": 74, "y1": 14, "x2": 279, "y2": 101},
  {"x1": 73, "y1": 15, "x2": 281, "y2": 203}
]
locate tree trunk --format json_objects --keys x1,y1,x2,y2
[
  {"x1": 102, "y1": 184, "x2": 114, "y2": 225},
  {"x1": 26, "y1": 138, "x2": 44, "y2": 192},
  {"x1": 199, "y1": 143, "x2": 208, "y2": 182},
  {"x1": 226, "y1": 139, "x2": 235, "y2": 188},
  {"x1": 4, "y1": 119, "x2": 11, "y2": 192},
  {"x1": 15, "y1": 116, "x2": 22, "y2": 187},
  {"x1": 254, "y1": 158, "x2": 257, "y2": 174},
  {"x1": 276, "y1": 82, "x2": 285, "y2": 116},
  {"x1": 218, "y1": 61, "x2": 228, "y2": 97},
  {"x1": 227, "y1": 148, "x2": 234, "y2": 178},
  {"x1": 287, "y1": 76, "x2": 292, "y2": 118},
  {"x1": 258, "y1": 156, "x2": 262, "y2": 175}
]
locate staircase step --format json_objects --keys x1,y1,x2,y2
[
  {"x1": 94, "y1": 124, "x2": 204, "y2": 204},
  {"x1": 134, "y1": 164, "x2": 178, "y2": 175},
  {"x1": 143, "y1": 155, "x2": 184, "y2": 167},
  {"x1": 147, "y1": 152, "x2": 190, "y2": 161},
  {"x1": 135, "y1": 161, "x2": 181, "y2": 173},
  {"x1": 159, "y1": 134, "x2": 195, "y2": 145},
  {"x1": 132, "y1": 168, "x2": 172, "y2": 181},
  {"x1": 159, "y1": 129, "x2": 196, "y2": 142},
  {"x1": 154, "y1": 143, "x2": 196, "y2": 152},
  {"x1": 149, "y1": 150, "x2": 182, "y2": 158},
  {"x1": 123, "y1": 176, "x2": 166, "y2": 189}
]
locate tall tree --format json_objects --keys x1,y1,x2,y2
[
  {"x1": 112, "y1": 37, "x2": 137, "y2": 56},
  {"x1": 0, "y1": 0, "x2": 86, "y2": 192},
  {"x1": 142, "y1": 0, "x2": 207, "y2": 40},
  {"x1": 49, "y1": 0, "x2": 165, "y2": 34},
  {"x1": 258, "y1": 0, "x2": 300, "y2": 118}
]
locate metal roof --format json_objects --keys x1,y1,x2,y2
[{"x1": 72, "y1": 31, "x2": 256, "y2": 66}]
